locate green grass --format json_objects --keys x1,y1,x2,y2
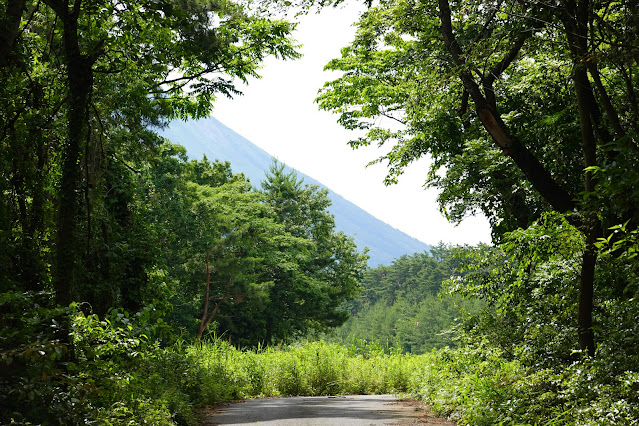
[
  {"x1": 6, "y1": 328, "x2": 636, "y2": 425},
  {"x1": 186, "y1": 339, "x2": 639, "y2": 426},
  {"x1": 187, "y1": 339, "x2": 431, "y2": 402}
]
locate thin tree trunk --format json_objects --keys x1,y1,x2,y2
[
  {"x1": 198, "y1": 252, "x2": 212, "y2": 339},
  {"x1": 198, "y1": 252, "x2": 232, "y2": 340},
  {"x1": 579, "y1": 228, "x2": 597, "y2": 355}
]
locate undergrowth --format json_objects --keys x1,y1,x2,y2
[
  {"x1": 3, "y1": 292, "x2": 637, "y2": 425},
  {"x1": 188, "y1": 338, "x2": 426, "y2": 402},
  {"x1": 410, "y1": 344, "x2": 639, "y2": 425}
]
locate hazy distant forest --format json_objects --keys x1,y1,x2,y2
[{"x1": 1, "y1": 0, "x2": 638, "y2": 424}]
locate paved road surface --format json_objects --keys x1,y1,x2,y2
[{"x1": 199, "y1": 394, "x2": 454, "y2": 425}]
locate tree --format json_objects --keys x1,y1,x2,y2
[
  {"x1": 221, "y1": 161, "x2": 368, "y2": 346},
  {"x1": 137, "y1": 153, "x2": 367, "y2": 346},
  {"x1": 316, "y1": 0, "x2": 639, "y2": 356},
  {"x1": 0, "y1": 0, "x2": 299, "y2": 308},
  {"x1": 191, "y1": 178, "x2": 298, "y2": 339},
  {"x1": 333, "y1": 247, "x2": 475, "y2": 353}
]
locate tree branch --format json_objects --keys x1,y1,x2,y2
[
  {"x1": 586, "y1": 61, "x2": 628, "y2": 143},
  {"x1": 438, "y1": 0, "x2": 576, "y2": 214},
  {"x1": 487, "y1": 31, "x2": 529, "y2": 84}
]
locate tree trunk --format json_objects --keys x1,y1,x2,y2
[
  {"x1": 573, "y1": 65, "x2": 598, "y2": 354},
  {"x1": 437, "y1": 0, "x2": 576, "y2": 215},
  {"x1": 50, "y1": 1, "x2": 94, "y2": 306},
  {"x1": 198, "y1": 252, "x2": 212, "y2": 339},
  {"x1": 578, "y1": 227, "x2": 597, "y2": 355},
  {"x1": 0, "y1": 0, "x2": 27, "y2": 66},
  {"x1": 439, "y1": 0, "x2": 603, "y2": 355},
  {"x1": 198, "y1": 252, "x2": 233, "y2": 340},
  {"x1": 563, "y1": 0, "x2": 600, "y2": 355}
]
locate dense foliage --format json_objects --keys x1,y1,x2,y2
[
  {"x1": 0, "y1": 0, "x2": 370, "y2": 421},
  {"x1": 1, "y1": 296, "x2": 416, "y2": 424},
  {"x1": 412, "y1": 344, "x2": 639, "y2": 425},
  {"x1": 0, "y1": 148, "x2": 368, "y2": 422},
  {"x1": 317, "y1": 0, "x2": 639, "y2": 356},
  {"x1": 5, "y1": 302, "x2": 635, "y2": 426},
  {"x1": 0, "y1": 0, "x2": 299, "y2": 308},
  {"x1": 331, "y1": 226, "x2": 638, "y2": 424},
  {"x1": 429, "y1": 219, "x2": 639, "y2": 424},
  {"x1": 3, "y1": 0, "x2": 639, "y2": 423},
  {"x1": 332, "y1": 247, "x2": 480, "y2": 353}
]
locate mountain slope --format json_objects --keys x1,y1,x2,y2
[{"x1": 159, "y1": 117, "x2": 430, "y2": 266}]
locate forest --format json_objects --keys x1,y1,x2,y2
[{"x1": 1, "y1": 0, "x2": 638, "y2": 424}]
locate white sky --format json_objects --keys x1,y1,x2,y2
[{"x1": 212, "y1": 4, "x2": 492, "y2": 246}]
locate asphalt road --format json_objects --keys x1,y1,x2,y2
[{"x1": 199, "y1": 394, "x2": 454, "y2": 425}]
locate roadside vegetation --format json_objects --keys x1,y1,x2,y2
[
  {"x1": 1, "y1": 293, "x2": 427, "y2": 425},
  {"x1": 4, "y1": 229, "x2": 638, "y2": 425},
  {"x1": 2, "y1": 0, "x2": 638, "y2": 424}
]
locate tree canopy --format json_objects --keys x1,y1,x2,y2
[
  {"x1": 317, "y1": 0, "x2": 639, "y2": 355},
  {"x1": 333, "y1": 246, "x2": 478, "y2": 353},
  {"x1": 0, "y1": 0, "x2": 299, "y2": 306}
]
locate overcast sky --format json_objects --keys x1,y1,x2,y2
[{"x1": 212, "y1": 4, "x2": 492, "y2": 246}]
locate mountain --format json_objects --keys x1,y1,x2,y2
[{"x1": 159, "y1": 117, "x2": 430, "y2": 267}]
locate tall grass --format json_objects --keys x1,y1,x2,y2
[
  {"x1": 188, "y1": 339, "x2": 639, "y2": 426},
  {"x1": 188, "y1": 339, "x2": 431, "y2": 403},
  {"x1": 15, "y1": 330, "x2": 631, "y2": 425}
]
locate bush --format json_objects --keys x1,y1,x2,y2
[
  {"x1": 0, "y1": 292, "x2": 200, "y2": 425},
  {"x1": 409, "y1": 344, "x2": 639, "y2": 426}
]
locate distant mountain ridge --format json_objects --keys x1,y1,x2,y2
[{"x1": 160, "y1": 117, "x2": 430, "y2": 267}]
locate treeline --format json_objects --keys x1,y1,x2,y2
[
  {"x1": 0, "y1": 0, "x2": 371, "y2": 419},
  {"x1": 0, "y1": 148, "x2": 368, "y2": 423},
  {"x1": 332, "y1": 247, "x2": 480, "y2": 353},
  {"x1": 2, "y1": 133, "x2": 368, "y2": 342},
  {"x1": 147, "y1": 153, "x2": 369, "y2": 346},
  {"x1": 317, "y1": 0, "x2": 639, "y2": 422}
]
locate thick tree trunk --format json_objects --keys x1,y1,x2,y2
[
  {"x1": 437, "y1": 0, "x2": 576, "y2": 215},
  {"x1": 50, "y1": 1, "x2": 94, "y2": 306},
  {"x1": 564, "y1": 0, "x2": 600, "y2": 355},
  {"x1": 439, "y1": 0, "x2": 603, "y2": 355},
  {"x1": 0, "y1": 0, "x2": 27, "y2": 66},
  {"x1": 573, "y1": 66, "x2": 598, "y2": 353}
]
